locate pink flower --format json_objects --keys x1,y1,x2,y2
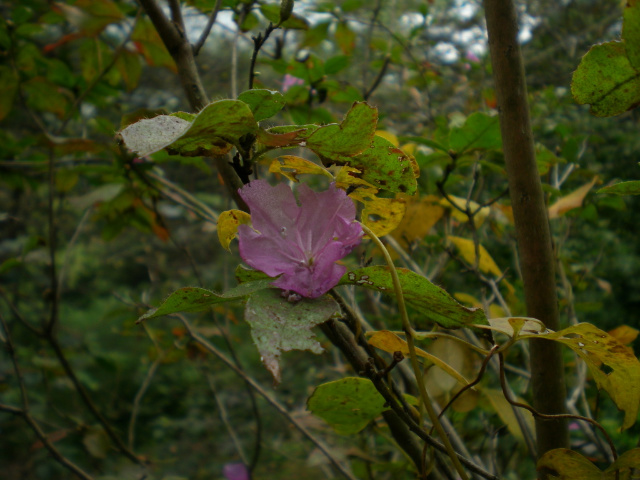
[
  {"x1": 223, "y1": 463, "x2": 249, "y2": 480},
  {"x1": 282, "y1": 74, "x2": 304, "y2": 92},
  {"x1": 237, "y1": 180, "x2": 362, "y2": 298}
]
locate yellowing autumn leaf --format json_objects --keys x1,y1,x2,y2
[
  {"x1": 217, "y1": 209, "x2": 251, "y2": 251},
  {"x1": 447, "y1": 236, "x2": 502, "y2": 277},
  {"x1": 400, "y1": 143, "x2": 416, "y2": 155},
  {"x1": 269, "y1": 155, "x2": 333, "y2": 182},
  {"x1": 392, "y1": 194, "x2": 444, "y2": 248},
  {"x1": 375, "y1": 130, "x2": 399, "y2": 146},
  {"x1": 454, "y1": 293, "x2": 505, "y2": 318},
  {"x1": 351, "y1": 189, "x2": 406, "y2": 237},
  {"x1": 520, "y1": 323, "x2": 640, "y2": 430},
  {"x1": 334, "y1": 166, "x2": 378, "y2": 193},
  {"x1": 368, "y1": 330, "x2": 470, "y2": 387},
  {"x1": 440, "y1": 195, "x2": 490, "y2": 227},
  {"x1": 548, "y1": 177, "x2": 598, "y2": 219},
  {"x1": 424, "y1": 337, "x2": 470, "y2": 396},
  {"x1": 483, "y1": 388, "x2": 535, "y2": 444},
  {"x1": 608, "y1": 325, "x2": 639, "y2": 345}
]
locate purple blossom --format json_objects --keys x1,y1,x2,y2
[
  {"x1": 282, "y1": 74, "x2": 304, "y2": 92},
  {"x1": 237, "y1": 180, "x2": 362, "y2": 298},
  {"x1": 223, "y1": 463, "x2": 249, "y2": 480}
]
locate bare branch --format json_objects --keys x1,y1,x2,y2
[{"x1": 194, "y1": 0, "x2": 223, "y2": 55}]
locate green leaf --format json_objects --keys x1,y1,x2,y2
[
  {"x1": 536, "y1": 143, "x2": 565, "y2": 175},
  {"x1": 235, "y1": 265, "x2": 271, "y2": 283},
  {"x1": 0, "y1": 65, "x2": 18, "y2": 121},
  {"x1": 307, "y1": 377, "x2": 389, "y2": 434},
  {"x1": 623, "y1": 2, "x2": 640, "y2": 69},
  {"x1": 335, "y1": 21, "x2": 356, "y2": 55},
  {"x1": 339, "y1": 267, "x2": 487, "y2": 329},
  {"x1": 597, "y1": 180, "x2": 640, "y2": 195},
  {"x1": 137, "y1": 279, "x2": 274, "y2": 322},
  {"x1": 306, "y1": 102, "x2": 377, "y2": 159},
  {"x1": 449, "y1": 112, "x2": 502, "y2": 154},
  {"x1": 324, "y1": 55, "x2": 350, "y2": 75},
  {"x1": 0, "y1": 258, "x2": 21, "y2": 275},
  {"x1": 116, "y1": 49, "x2": 142, "y2": 91},
  {"x1": 82, "y1": 427, "x2": 111, "y2": 459},
  {"x1": 119, "y1": 99, "x2": 259, "y2": 157},
  {"x1": 536, "y1": 449, "x2": 602, "y2": 480},
  {"x1": 572, "y1": 41, "x2": 640, "y2": 117},
  {"x1": 22, "y1": 77, "x2": 69, "y2": 118},
  {"x1": 259, "y1": 4, "x2": 309, "y2": 29},
  {"x1": 132, "y1": 18, "x2": 176, "y2": 72},
  {"x1": 238, "y1": 89, "x2": 285, "y2": 122},
  {"x1": 337, "y1": 135, "x2": 418, "y2": 195},
  {"x1": 55, "y1": 0, "x2": 124, "y2": 36},
  {"x1": 244, "y1": 289, "x2": 339, "y2": 384}
]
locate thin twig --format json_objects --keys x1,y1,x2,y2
[
  {"x1": 363, "y1": 55, "x2": 391, "y2": 100},
  {"x1": 0, "y1": 313, "x2": 94, "y2": 480},
  {"x1": 57, "y1": 208, "x2": 92, "y2": 305},
  {"x1": 0, "y1": 289, "x2": 42, "y2": 336},
  {"x1": 177, "y1": 314, "x2": 358, "y2": 480},
  {"x1": 360, "y1": 223, "x2": 470, "y2": 480},
  {"x1": 249, "y1": 23, "x2": 277, "y2": 90},
  {"x1": 498, "y1": 353, "x2": 617, "y2": 461},
  {"x1": 193, "y1": 0, "x2": 223, "y2": 55},
  {"x1": 206, "y1": 372, "x2": 249, "y2": 465},
  {"x1": 45, "y1": 147, "x2": 58, "y2": 333},
  {"x1": 47, "y1": 336, "x2": 145, "y2": 465},
  {"x1": 168, "y1": 0, "x2": 186, "y2": 35},
  {"x1": 322, "y1": 319, "x2": 498, "y2": 480},
  {"x1": 58, "y1": 9, "x2": 142, "y2": 134},
  {"x1": 128, "y1": 324, "x2": 166, "y2": 449}
]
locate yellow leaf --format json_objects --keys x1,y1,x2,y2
[
  {"x1": 454, "y1": 292, "x2": 480, "y2": 307},
  {"x1": 351, "y1": 190, "x2": 406, "y2": 237},
  {"x1": 475, "y1": 316, "x2": 547, "y2": 338},
  {"x1": 400, "y1": 142, "x2": 416, "y2": 155},
  {"x1": 424, "y1": 338, "x2": 467, "y2": 395},
  {"x1": 217, "y1": 209, "x2": 251, "y2": 252},
  {"x1": 494, "y1": 203, "x2": 514, "y2": 224},
  {"x1": 447, "y1": 236, "x2": 502, "y2": 277},
  {"x1": 548, "y1": 177, "x2": 598, "y2": 219},
  {"x1": 334, "y1": 166, "x2": 378, "y2": 193},
  {"x1": 375, "y1": 130, "x2": 399, "y2": 146},
  {"x1": 537, "y1": 449, "x2": 602, "y2": 480},
  {"x1": 368, "y1": 330, "x2": 470, "y2": 387},
  {"x1": 391, "y1": 194, "x2": 444, "y2": 248},
  {"x1": 529, "y1": 323, "x2": 640, "y2": 430},
  {"x1": 454, "y1": 293, "x2": 505, "y2": 319},
  {"x1": 488, "y1": 304, "x2": 506, "y2": 318},
  {"x1": 608, "y1": 325, "x2": 639, "y2": 346},
  {"x1": 269, "y1": 155, "x2": 333, "y2": 182},
  {"x1": 483, "y1": 388, "x2": 535, "y2": 444},
  {"x1": 440, "y1": 195, "x2": 490, "y2": 227}
]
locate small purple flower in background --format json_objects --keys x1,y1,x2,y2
[
  {"x1": 237, "y1": 180, "x2": 362, "y2": 299},
  {"x1": 465, "y1": 51, "x2": 480, "y2": 64},
  {"x1": 282, "y1": 74, "x2": 305, "y2": 92},
  {"x1": 223, "y1": 462, "x2": 249, "y2": 480}
]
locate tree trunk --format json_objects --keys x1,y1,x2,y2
[{"x1": 484, "y1": 0, "x2": 570, "y2": 467}]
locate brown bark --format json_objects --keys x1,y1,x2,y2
[{"x1": 484, "y1": 0, "x2": 569, "y2": 465}]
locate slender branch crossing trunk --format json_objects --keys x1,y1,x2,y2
[
  {"x1": 484, "y1": 0, "x2": 570, "y2": 466},
  {"x1": 137, "y1": 0, "x2": 248, "y2": 211}
]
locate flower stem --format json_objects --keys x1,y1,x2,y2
[{"x1": 359, "y1": 223, "x2": 469, "y2": 480}]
